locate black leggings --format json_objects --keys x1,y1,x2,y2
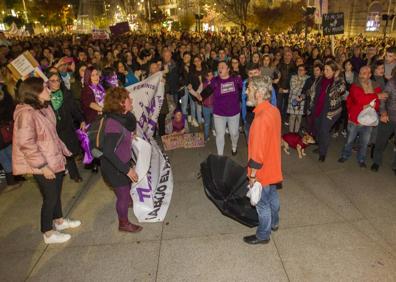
[{"x1": 34, "y1": 172, "x2": 64, "y2": 233}]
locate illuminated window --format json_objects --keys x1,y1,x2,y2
[{"x1": 366, "y1": 12, "x2": 381, "y2": 31}]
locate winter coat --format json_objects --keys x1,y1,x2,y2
[
  {"x1": 51, "y1": 87, "x2": 84, "y2": 155},
  {"x1": 313, "y1": 76, "x2": 346, "y2": 118},
  {"x1": 101, "y1": 113, "x2": 135, "y2": 187},
  {"x1": 287, "y1": 74, "x2": 309, "y2": 115},
  {"x1": 346, "y1": 82, "x2": 381, "y2": 125},
  {"x1": 12, "y1": 104, "x2": 71, "y2": 175}
]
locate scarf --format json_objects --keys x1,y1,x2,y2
[
  {"x1": 51, "y1": 89, "x2": 64, "y2": 112},
  {"x1": 105, "y1": 74, "x2": 119, "y2": 88},
  {"x1": 314, "y1": 77, "x2": 334, "y2": 117},
  {"x1": 90, "y1": 83, "x2": 105, "y2": 107}
]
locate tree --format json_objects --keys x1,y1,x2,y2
[
  {"x1": 213, "y1": 0, "x2": 250, "y2": 31},
  {"x1": 4, "y1": 16, "x2": 25, "y2": 28},
  {"x1": 29, "y1": 0, "x2": 68, "y2": 27},
  {"x1": 252, "y1": 0, "x2": 305, "y2": 33},
  {"x1": 177, "y1": 13, "x2": 195, "y2": 31}
]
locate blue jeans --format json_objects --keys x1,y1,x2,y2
[
  {"x1": 341, "y1": 122, "x2": 373, "y2": 163},
  {"x1": 0, "y1": 144, "x2": 12, "y2": 173},
  {"x1": 256, "y1": 184, "x2": 280, "y2": 240},
  {"x1": 181, "y1": 88, "x2": 189, "y2": 116},
  {"x1": 202, "y1": 106, "x2": 213, "y2": 140}
]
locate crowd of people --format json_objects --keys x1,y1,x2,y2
[{"x1": 1, "y1": 30, "x2": 396, "y2": 244}]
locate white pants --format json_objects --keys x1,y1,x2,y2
[{"x1": 213, "y1": 113, "x2": 240, "y2": 155}]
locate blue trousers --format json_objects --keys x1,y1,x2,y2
[
  {"x1": 341, "y1": 122, "x2": 373, "y2": 163},
  {"x1": 256, "y1": 184, "x2": 280, "y2": 240}
]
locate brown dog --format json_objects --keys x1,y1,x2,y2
[{"x1": 282, "y1": 133, "x2": 315, "y2": 159}]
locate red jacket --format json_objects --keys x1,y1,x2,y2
[{"x1": 346, "y1": 83, "x2": 381, "y2": 125}]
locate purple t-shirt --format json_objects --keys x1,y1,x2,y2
[{"x1": 211, "y1": 76, "x2": 243, "y2": 116}]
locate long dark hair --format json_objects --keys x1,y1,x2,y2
[
  {"x1": 16, "y1": 77, "x2": 47, "y2": 109},
  {"x1": 83, "y1": 66, "x2": 99, "y2": 87}
]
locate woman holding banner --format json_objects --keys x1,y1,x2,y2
[
  {"x1": 81, "y1": 66, "x2": 105, "y2": 173},
  {"x1": 101, "y1": 87, "x2": 142, "y2": 233}
]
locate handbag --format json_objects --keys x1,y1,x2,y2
[
  {"x1": 0, "y1": 121, "x2": 13, "y2": 145},
  {"x1": 357, "y1": 100, "x2": 379, "y2": 126}
]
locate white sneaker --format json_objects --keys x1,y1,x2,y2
[
  {"x1": 187, "y1": 115, "x2": 192, "y2": 123},
  {"x1": 43, "y1": 231, "x2": 71, "y2": 244},
  {"x1": 212, "y1": 129, "x2": 216, "y2": 137},
  {"x1": 191, "y1": 119, "x2": 199, "y2": 127},
  {"x1": 55, "y1": 218, "x2": 81, "y2": 231},
  {"x1": 225, "y1": 128, "x2": 229, "y2": 134}
]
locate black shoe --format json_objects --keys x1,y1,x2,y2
[
  {"x1": 338, "y1": 157, "x2": 347, "y2": 163},
  {"x1": 243, "y1": 235, "x2": 270, "y2": 245},
  {"x1": 72, "y1": 176, "x2": 83, "y2": 183},
  {"x1": 370, "y1": 163, "x2": 379, "y2": 172},
  {"x1": 393, "y1": 169, "x2": 396, "y2": 176},
  {"x1": 359, "y1": 162, "x2": 367, "y2": 168},
  {"x1": 271, "y1": 225, "x2": 279, "y2": 232},
  {"x1": 319, "y1": 155, "x2": 326, "y2": 162},
  {"x1": 232, "y1": 149, "x2": 237, "y2": 156},
  {"x1": 92, "y1": 164, "x2": 99, "y2": 173},
  {"x1": 313, "y1": 148, "x2": 319, "y2": 154}
]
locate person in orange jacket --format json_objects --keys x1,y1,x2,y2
[{"x1": 243, "y1": 75, "x2": 283, "y2": 245}]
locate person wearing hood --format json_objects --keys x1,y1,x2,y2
[
  {"x1": 12, "y1": 77, "x2": 81, "y2": 244},
  {"x1": 47, "y1": 71, "x2": 85, "y2": 182},
  {"x1": 101, "y1": 87, "x2": 142, "y2": 233}
]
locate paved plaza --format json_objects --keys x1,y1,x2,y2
[{"x1": 1, "y1": 135, "x2": 396, "y2": 282}]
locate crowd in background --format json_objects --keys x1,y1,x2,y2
[{"x1": 1, "y1": 30, "x2": 396, "y2": 192}]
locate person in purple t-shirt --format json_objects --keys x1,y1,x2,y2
[{"x1": 209, "y1": 61, "x2": 243, "y2": 155}]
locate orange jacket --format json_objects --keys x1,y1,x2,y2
[
  {"x1": 247, "y1": 101, "x2": 283, "y2": 186},
  {"x1": 12, "y1": 104, "x2": 71, "y2": 175}
]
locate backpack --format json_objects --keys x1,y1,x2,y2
[{"x1": 87, "y1": 115, "x2": 125, "y2": 159}]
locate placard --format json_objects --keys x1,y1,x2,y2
[
  {"x1": 161, "y1": 132, "x2": 205, "y2": 151},
  {"x1": 323, "y1": 12, "x2": 344, "y2": 36},
  {"x1": 7, "y1": 51, "x2": 48, "y2": 81}
]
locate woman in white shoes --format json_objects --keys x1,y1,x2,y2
[{"x1": 13, "y1": 77, "x2": 81, "y2": 244}]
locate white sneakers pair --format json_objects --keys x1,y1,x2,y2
[{"x1": 43, "y1": 218, "x2": 81, "y2": 244}]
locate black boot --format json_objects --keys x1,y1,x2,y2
[
  {"x1": 5, "y1": 173, "x2": 18, "y2": 186},
  {"x1": 4, "y1": 173, "x2": 21, "y2": 191}
]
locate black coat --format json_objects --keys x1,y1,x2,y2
[
  {"x1": 0, "y1": 87, "x2": 15, "y2": 149},
  {"x1": 51, "y1": 87, "x2": 84, "y2": 155}
]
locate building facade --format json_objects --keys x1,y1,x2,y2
[{"x1": 329, "y1": 0, "x2": 396, "y2": 36}]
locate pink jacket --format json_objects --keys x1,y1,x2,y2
[{"x1": 12, "y1": 104, "x2": 71, "y2": 175}]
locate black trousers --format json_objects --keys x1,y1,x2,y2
[
  {"x1": 276, "y1": 91, "x2": 289, "y2": 122},
  {"x1": 66, "y1": 156, "x2": 81, "y2": 179},
  {"x1": 158, "y1": 113, "x2": 167, "y2": 137},
  {"x1": 373, "y1": 121, "x2": 396, "y2": 169},
  {"x1": 34, "y1": 172, "x2": 64, "y2": 233},
  {"x1": 315, "y1": 112, "x2": 341, "y2": 157}
]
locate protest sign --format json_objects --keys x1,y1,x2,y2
[
  {"x1": 7, "y1": 51, "x2": 47, "y2": 81},
  {"x1": 126, "y1": 72, "x2": 173, "y2": 222},
  {"x1": 323, "y1": 12, "x2": 344, "y2": 35},
  {"x1": 161, "y1": 132, "x2": 205, "y2": 151}
]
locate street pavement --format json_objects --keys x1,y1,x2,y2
[{"x1": 1, "y1": 134, "x2": 396, "y2": 282}]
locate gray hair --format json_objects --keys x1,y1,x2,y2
[{"x1": 250, "y1": 75, "x2": 273, "y2": 101}]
